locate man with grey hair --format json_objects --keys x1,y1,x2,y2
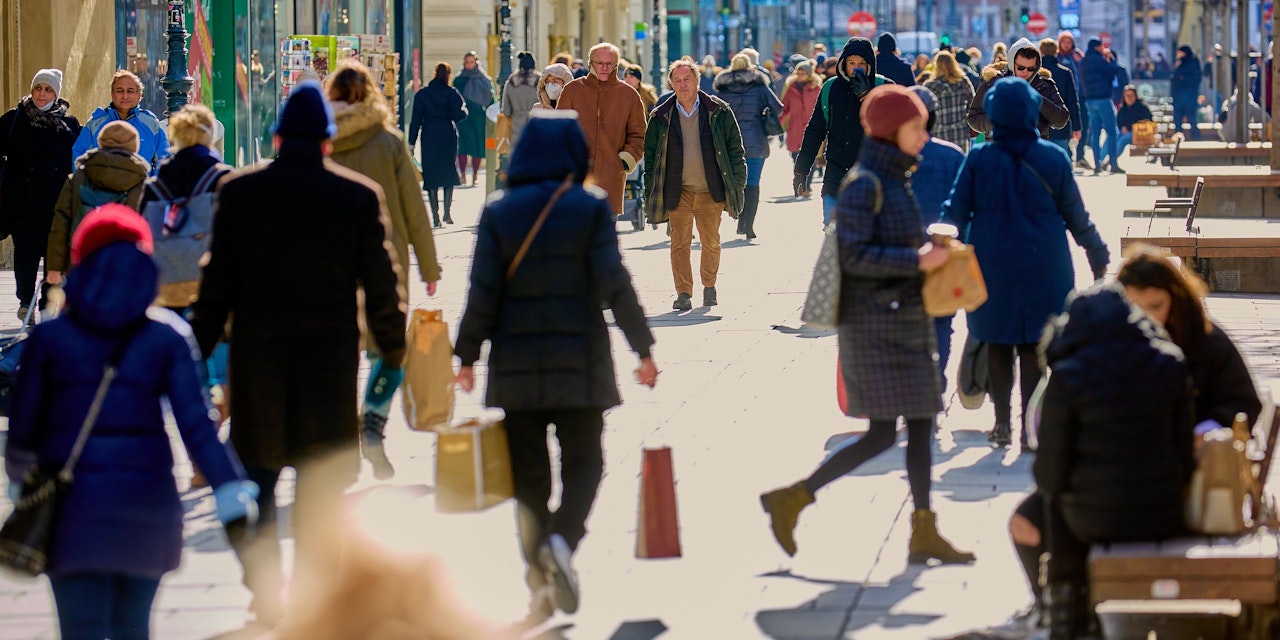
[{"x1": 558, "y1": 42, "x2": 647, "y2": 217}]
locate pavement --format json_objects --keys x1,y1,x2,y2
[{"x1": 2, "y1": 146, "x2": 1280, "y2": 640}]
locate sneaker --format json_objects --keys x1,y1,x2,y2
[
  {"x1": 361, "y1": 413, "x2": 396, "y2": 480},
  {"x1": 672, "y1": 293, "x2": 692, "y2": 311},
  {"x1": 538, "y1": 533, "x2": 580, "y2": 614},
  {"x1": 703, "y1": 287, "x2": 717, "y2": 307},
  {"x1": 1075, "y1": 158, "x2": 1093, "y2": 171}
]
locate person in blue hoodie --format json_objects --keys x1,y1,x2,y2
[
  {"x1": 5, "y1": 204, "x2": 255, "y2": 640},
  {"x1": 876, "y1": 33, "x2": 917, "y2": 87},
  {"x1": 1079, "y1": 37, "x2": 1126, "y2": 174},
  {"x1": 941, "y1": 77, "x2": 1109, "y2": 448},
  {"x1": 71, "y1": 71, "x2": 170, "y2": 175}
]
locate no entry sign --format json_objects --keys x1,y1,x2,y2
[
  {"x1": 1026, "y1": 11, "x2": 1048, "y2": 36},
  {"x1": 847, "y1": 11, "x2": 877, "y2": 37}
]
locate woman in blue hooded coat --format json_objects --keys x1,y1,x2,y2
[{"x1": 941, "y1": 77, "x2": 1109, "y2": 448}]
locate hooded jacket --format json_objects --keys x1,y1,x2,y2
[
  {"x1": 1170, "y1": 47, "x2": 1203, "y2": 102},
  {"x1": 795, "y1": 37, "x2": 893, "y2": 198},
  {"x1": 1033, "y1": 284, "x2": 1192, "y2": 542},
  {"x1": 556, "y1": 71, "x2": 648, "y2": 214},
  {"x1": 72, "y1": 104, "x2": 170, "y2": 175},
  {"x1": 713, "y1": 67, "x2": 784, "y2": 158},
  {"x1": 875, "y1": 33, "x2": 917, "y2": 87},
  {"x1": 329, "y1": 96, "x2": 441, "y2": 284},
  {"x1": 6, "y1": 242, "x2": 246, "y2": 578},
  {"x1": 781, "y1": 70, "x2": 823, "y2": 154},
  {"x1": 643, "y1": 90, "x2": 747, "y2": 223},
  {"x1": 1041, "y1": 53, "x2": 1082, "y2": 139},
  {"x1": 968, "y1": 38, "x2": 1070, "y2": 139},
  {"x1": 455, "y1": 115, "x2": 654, "y2": 411},
  {"x1": 47, "y1": 148, "x2": 150, "y2": 272},
  {"x1": 0, "y1": 96, "x2": 81, "y2": 235}
]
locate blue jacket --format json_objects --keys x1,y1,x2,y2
[
  {"x1": 5, "y1": 243, "x2": 245, "y2": 579},
  {"x1": 942, "y1": 78, "x2": 1109, "y2": 345},
  {"x1": 72, "y1": 105, "x2": 171, "y2": 175},
  {"x1": 913, "y1": 137, "x2": 965, "y2": 219},
  {"x1": 1170, "y1": 54, "x2": 1202, "y2": 102},
  {"x1": 876, "y1": 33, "x2": 917, "y2": 86},
  {"x1": 1079, "y1": 48, "x2": 1123, "y2": 100}
]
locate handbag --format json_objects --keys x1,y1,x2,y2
[
  {"x1": 922, "y1": 243, "x2": 988, "y2": 318},
  {"x1": 800, "y1": 224, "x2": 840, "y2": 329},
  {"x1": 434, "y1": 418, "x2": 514, "y2": 512},
  {"x1": 0, "y1": 108, "x2": 20, "y2": 215},
  {"x1": 0, "y1": 355, "x2": 121, "y2": 576},
  {"x1": 957, "y1": 335, "x2": 989, "y2": 410},
  {"x1": 761, "y1": 105, "x2": 785, "y2": 137}
]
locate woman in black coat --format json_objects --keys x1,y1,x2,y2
[
  {"x1": 408, "y1": 62, "x2": 467, "y2": 226},
  {"x1": 714, "y1": 53, "x2": 783, "y2": 239},
  {"x1": 0, "y1": 69, "x2": 80, "y2": 321},
  {"x1": 454, "y1": 112, "x2": 656, "y2": 621}
]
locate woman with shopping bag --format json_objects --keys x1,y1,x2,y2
[{"x1": 454, "y1": 111, "x2": 657, "y2": 623}]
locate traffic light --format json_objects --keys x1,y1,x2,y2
[
  {"x1": 1003, "y1": 7, "x2": 1012, "y2": 24},
  {"x1": 940, "y1": 33, "x2": 951, "y2": 46},
  {"x1": 1020, "y1": 6, "x2": 1030, "y2": 23}
]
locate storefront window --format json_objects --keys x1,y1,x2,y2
[{"x1": 120, "y1": 0, "x2": 172, "y2": 117}]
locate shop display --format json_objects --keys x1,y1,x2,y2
[{"x1": 279, "y1": 34, "x2": 398, "y2": 117}]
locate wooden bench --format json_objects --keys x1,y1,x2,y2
[
  {"x1": 1126, "y1": 166, "x2": 1280, "y2": 218},
  {"x1": 1172, "y1": 141, "x2": 1272, "y2": 168}
]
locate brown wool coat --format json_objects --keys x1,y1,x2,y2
[{"x1": 556, "y1": 73, "x2": 647, "y2": 213}]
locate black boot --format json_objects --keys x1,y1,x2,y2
[
  {"x1": 443, "y1": 187, "x2": 455, "y2": 224},
  {"x1": 427, "y1": 190, "x2": 442, "y2": 228},
  {"x1": 742, "y1": 185, "x2": 761, "y2": 239},
  {"x1": 1044, "y1": 583, "x2": 1089, "y2": 639}
]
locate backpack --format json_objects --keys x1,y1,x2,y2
[
  {"x1": 76, "y1": 182, "x2": 129, "y2": 223},
  {"x1": 141, "y1": 164, "x2": 227, "y2": 308},
  {"x1": 1185, "y1": 428, "x2": 1255, "y2": 535}
]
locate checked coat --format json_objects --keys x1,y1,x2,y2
[
  {"x1": 835, "y1": 138, "x2": 942, "y2": 420},
  {"x1": 923, "y1": 76, "x2": 975, "y2": 152}
]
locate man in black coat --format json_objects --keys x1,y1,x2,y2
[
  {"x1": 1039, "y1": 38, "x2": 1082, "y2": 157},
  {"x1": 188, "y1": 81, "x2": 407, "y2": 624},
  {"x1": 875, "y1": 33, "x2": 916, "y2": 86},
  {"x1": 454, "y1": 111, "x2": 656, "y2": 620},
  {"x1": 968, "y1": 38, "x2": 1070, "y2": 140}
]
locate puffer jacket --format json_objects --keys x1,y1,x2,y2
[
  {"x1": 781, "y1": 73, "x2": 821, "y2": 154},
  {"x1": 72, "y1": 104, "x2": 170, "y2": 174},
  {"x1": 1080, "y1": 46, "x2": 1123, "y2": 100},
  {"x1": 1033, "y1": 284, "x2": 1193, "y2": 543},
  {"x1": 713, "y1": 68, "x2": 783, "y2": 158},
  {"x1": 47, "y1": 148, "x2": 149, "y2": 272},
  {"x1": 876, "y1": 33, "x2": 917, "y2": 86},
  {"x1": 643, "y1": 91, "x2": 747, "y2": 223}
]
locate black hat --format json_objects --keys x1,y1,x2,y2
[
  {"x1": 626, "y1": 66, "x2": 644, "y2": 81},
  {"x1": 518, "y1": 51, "x2": 536, "y2": 71},
  {"x1": 274, "y1": 81, "x2": 336, "y2": 141}
]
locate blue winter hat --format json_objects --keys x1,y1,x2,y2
[{"x1": 274, "y1": 81, "x2": 336, "y2": 141}]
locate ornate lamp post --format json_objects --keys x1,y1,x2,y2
[
  {"x1": 497, "y1": 0, "x2": 513, "y2": 86},
  {"x1": 652, "y1": 0, "x2": 665, "y2": 87},
  {"x1": 162, "y1": 0, "x2": 194, "y2": 117}
]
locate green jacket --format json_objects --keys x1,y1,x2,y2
[
  {"x1": 48, "y1": 148, "x2": 148, "y2": 273},
  {"x1": 643, "y1": 91, "x2": 747, "y2": 223}
]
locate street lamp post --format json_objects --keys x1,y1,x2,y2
[
  {"x1": 162, "y1": 0, "x2": 194, "y2": 117},
  {"x1": 497, "y1": 0, "x2": 513, "y2": 87},
  {"x1": 652, "y1": 0, "x2": 665, "y2": 87}
]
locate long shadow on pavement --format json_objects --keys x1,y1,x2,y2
[
  {"x1": 647, "y1": 308, "x2": 721, "y2": 327},
  {"x1": 755, "y1": 565, "x2": 939, "y2": 639}
]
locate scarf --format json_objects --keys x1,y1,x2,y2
[{"x1": 458, "y1": 66, "x2": 494, "y2": 106}]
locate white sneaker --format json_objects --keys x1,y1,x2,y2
[{"x1": 538, "y1": 533, "x2": 579, "y2": 614}]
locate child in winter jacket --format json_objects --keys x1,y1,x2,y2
[{"x1": 46, "y1": 120, "x2": 149, "y2": 281}]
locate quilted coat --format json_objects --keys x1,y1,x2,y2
[{"x1": 713, "y1": 68, "x2": 783, "y2": 158}]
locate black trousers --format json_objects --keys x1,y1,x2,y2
[
  {"x1": 988, "y1": 342, "x2": 1041, "y2": 425},
  {"x1": 12, "y1": 229, "x2": 50, "y2": 310},
  {"x1": 1044, "y1": 493, "x2": 1090, "y2": 586},
  {"x1": 504, "y1": 408, "x2": 605, "y2": 567}
]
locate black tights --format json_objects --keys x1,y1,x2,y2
[
  {"x1": 988, "y1": 342, "x2": 1041, "y2": 425},
  {"x1": 804, "y1": 417, "x2": 935, "y2": 511}
]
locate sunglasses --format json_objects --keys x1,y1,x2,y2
[{"x1": 1015, "y1": 64, "x2": 1036, "y2": 72}]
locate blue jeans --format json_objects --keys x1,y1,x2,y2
[
  {"x1": 1048, "y1": 138, "x2": 1071, "y2": 157},
  {"x1": 822, "y1": 194, "x2": 837, "y2": 227},
  {"x1": 1085, "y1": 98, "x2": 1119, "y2": 170},
  {"x1": 51, "y1": 573, "x2": 161, "y2": 640},
  {"x1": 1117, "y1": 131, "x2": 1133, "y2": 155},
  {"x1": 745, "y1": 157, "x2": 765, "y2": 186},
  {"x1": 1172, "y1": 98, "x2": 1201, "y2": 140}
]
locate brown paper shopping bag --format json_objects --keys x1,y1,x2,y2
[
  {"x1": 636, "y1": 447, "x2": 682, "y2": 559},
  {"x1": 403, "y1": 309, "x2": 455, "y2": 432},
  {"x1": 434, "y1": 418, "x2": 514, "y2": 513},
  {"x1": 922, "y1": 244, "x2": 988, "y2": 318}
]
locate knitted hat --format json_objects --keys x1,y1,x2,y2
[
  {"x1": 518, "y1": 51, "x2": 536, "y2": 71},
  {"x1": 30, "y1": 69, "x2": 63, "y2": 96},
  {"x1": 542, "y1": 63, "x2": 574, "y2": 85},
  {"x1": 908, "y1": 85, "x2": 938, "y2": 114},
  {"x1": 274, "y1": 81, "x2": 336, "y2": 140},
  {"x1": 71, "y1": 203, "x2": 153, "y2": 266},
  {"x1": 97, "y1": 121, "x2": 140, "y2": 153},
  {"x1": 860, "y1": 85, "x2": 928, "y2": 139}
]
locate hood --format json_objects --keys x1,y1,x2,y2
[
  {"x1": 986, "y1": 77, "x2": 1040, "y2": 138},
  {"x1": 1043, "y1": 283, "x2": 1181, "y2": 367},
  {"x1": 877, "y1": 33, "x2": 897, "y2": 54},
  {"x1": 64, "y1": 243, "x2": 158, "y2": 333},
  {"x1": 330, "y1": 97, "x2": 394, "y2": 152},
  {"x1": 1087, "y1": 37, "x2": 1103, "y2": 52},
  {"x1": 505, "y1": 112, "x2": 589, "y2": 186},
  {"x1": 838, "y1": 37, "x2": 878, "y2": 83},
  {"x1": 1177, "y1": 47, "x2": 1200, "y2": 64},
  {"x1": 81, "y1": 148, "x2": 150, "y2": 191},
  {"x1": 713, "y1": 68, "x2": 770, "y2": 91}
]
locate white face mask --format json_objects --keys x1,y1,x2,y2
[{"x1": 546, "y1": 83, "x2": 564, "y2": 100}]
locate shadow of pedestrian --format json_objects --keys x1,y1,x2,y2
[
  {"x1": 754, "y1": 566, "x2": 941, "y2": 638},
  {"x1": 606, "y1": 619, "x2": 668, "y2": 640},
  {"x1": 772, "y1": 324, "x2": 837, "y2": 338},
  {"x1": 626, "y1": 240, "x2": 673, "y2": 252},
  {"x1": 721, "y1": 238, "x2": 760, "y2": 249},
  {"x1": 648, "y1": 307, "x2": 721, "y2": 327}
]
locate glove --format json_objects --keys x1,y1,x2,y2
[
  {"x1": 214, "y1": 479, "x2": 260, "y2": 526},
  {"x1": 793, "y1": 173, "x2": 807, "y2": 197},
  {"x1": 1085, "y1": 242, "x2": 1110, "y2": 281},
  {"x1": 618, "y1": 151, "x2": 638, "y2": 174}
]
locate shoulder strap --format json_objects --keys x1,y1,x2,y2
[
  {"x1": 58, "y1": 324, "x2": 141, "y2": 482},
  {"x1": 996, "y1": 145, "x2": 1053, "y2": 196},
  {"x1": 148, "y1": 177, "x2": 175, "y2": 202},
  {"x1": 193, "y1": 164, "x2": 228, "y2": 195},
  {"x1": 820, "y1": 78, "x2": 834, "y2": 123},
  {"x1": 506, "y1": 175, "x2": 575, "y2": 281}
]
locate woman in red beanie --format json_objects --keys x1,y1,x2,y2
[{"x1": 761, "y1": 85, "x2": 975, "y2": 565}]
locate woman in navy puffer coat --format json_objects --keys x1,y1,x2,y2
[
  {"x1": 5, "y1": 205, "x2": 252, "y2": 640},
  {"x1": 715, "y1": 53, "x2": 783, "y2": 240},
  {"x1": 941, "y1": 77, "x2": 1109, "y2": 448}
]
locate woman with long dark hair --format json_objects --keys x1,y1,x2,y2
[{"x1": 409, "y1": 62, "x2": 468, "y2": 227}]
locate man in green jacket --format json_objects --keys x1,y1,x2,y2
[{"x1": 644, "y1": 59, "x2": 747, "y2": 311}]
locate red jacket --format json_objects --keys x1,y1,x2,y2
[{"x1": 781, "y1": 75, "x2": 821, "y2": 154}]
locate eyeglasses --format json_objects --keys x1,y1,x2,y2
[
  {"x1": 1015, "y1": 64, "x2": 1036, "y2": 72},
  {"x1": 591, "y1": 60, "x2": 617, "y2": 69}
]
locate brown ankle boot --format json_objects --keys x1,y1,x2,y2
[
  {"x1": 760, "y1": 482, "x2": 814, "y2": 556},
  {"x1": 908, "y1": 509, "x2": 976, "y2": 565}
]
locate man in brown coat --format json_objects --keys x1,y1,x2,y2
[{"x1": 557, "y1": 42, "x2": 647, "y2": 215}]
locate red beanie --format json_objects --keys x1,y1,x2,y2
[
  {"x1": 71, "y1": 203, "x2": 154, "y2": 266},
  {"x1": 860, "y1": 85, "x2": 928, "y2": 139}
]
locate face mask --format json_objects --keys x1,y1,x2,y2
[{"x1": 546, "y1": 84, "x2": 563, "y2": 100}]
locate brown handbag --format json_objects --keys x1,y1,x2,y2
[{"x1": 922, "y1": 244, "x2": 988, "y2": 318}]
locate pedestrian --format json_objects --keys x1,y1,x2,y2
[
  {"x1": 533, "y1": 63, "x2": 574, "y2": 110},
  {"x1": 327, "y1": 59, "x2": 442, "y2": 480},
  {"x1": 71, "y1": 70, "x2": 169, "y2": 175},
  {"x1": 1057, "y1": 32, "x2": 1092, "y2": 170},
  {"x1": 502, "y1": 51, "x2": 542, "y2": 147},
  {"x1": 761, "y1": 85, "x2": 974, "y2": 565},
  {"x1": 47, "y1": 121, "x2": 150, "y2": 285},
  {"x1": 1039, "y1": 38, "x2": 1083, "y2": 158},
  {"x1": 1080, "y1": 37, "x2": 1126, "y2": 174},
  {"x1": 923, "y1": 51, "x2": 975, "y2": 151},
  {"x1": 624, "y1": 65, "x2": 659, "y2": 114},
  {"x1": 912, "y1": 53, "x2": 932, "y2": 79},
  {"x1": 453, "y1": 111, "x2": 657, "y2": 623},
  {"x1": 186, "y1": 81, "x2": 407, "y2": 626},
  {"x1": 409, "y1": 62, "x2": 467, "y2": 227},
  {"x1": 793, "y1": 37, "x2": 892, "y2": 227},
  {"x1": 942, "y1": 77, "x2": 1110, "y2": 448},
  {"x1": 876, "y1": 33, "x2": 917, "y2": 86},
  {"x1": 4, "y1": 204, "x2": 257, "y2": 640},
  {"x1": 453, "y1": 51, "x2": 494, "y2": 186},
  {"x1": 968, "y1": 38, "x2": 1070, "y2": 140},
  {"x1": 955, "y1": 48, "x2": 983, "y2": 90},
  {"x1": 699, "y1": 55, "x2": 720, "y2": 96},
  {"x1": 992, "y1": 42, "x2": 1008, "y2": 64},
  {"x1": 0, "y1": 69, "x2": 81, "y2": 323},
  {"x1": 1116, "y1": 84, "x2": 1154, "y2": 153},
  {"x1": 780, "y1": 59, "x2": 822, "y2": 195},
  {"x1": 556, "y1": 42, "x2": 647, "y2": 217},
  {"x1": 644, "y1": 59, "x2": 747, "y2": 310},
  {"x1": 714, "y1": 52, "x2": 782, "y2": 240}
]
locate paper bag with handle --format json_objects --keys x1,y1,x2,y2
[
  {"x1": 402, "y1": 309, "x2": 455, "y2": 431},
  {"x1": 636, "y1": 446, "x2": 682, "y2": 559}
]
